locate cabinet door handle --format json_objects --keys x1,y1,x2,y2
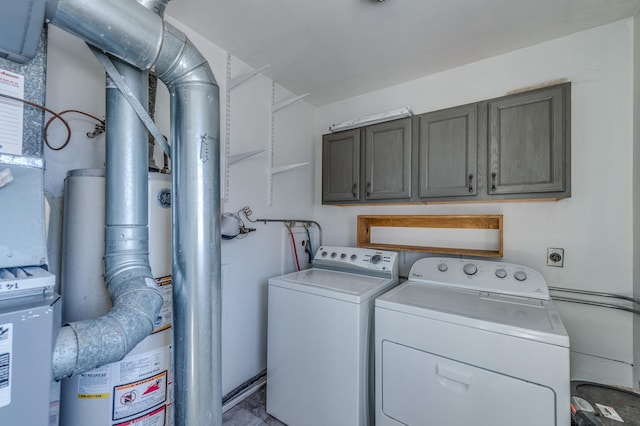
[
  {"x1": 491, "y1": 172, "x2": 497, "y2": 192},
  {"x1": 366, "y1": 182, "x2": 371, "y2": 197},
  {"x1": 352, "y1": 183, "x2": 358, "y2": 198},
  {"x1": 468, "y1": 174, "x2": 474, "y2": 193}
]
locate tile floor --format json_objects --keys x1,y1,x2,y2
[{"x1": 222, "y1": 386, "x2": 286, "y2": 426}]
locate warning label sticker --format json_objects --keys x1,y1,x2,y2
[
  {"x1": 0, "y1": 323, "x2": 12, "y2": 408},
  {"x1": 113, "y1": 405, "x2": 165, "y2": 426},
  {"x1": 113, "y1": 371, "x2": 167, "y2": 421}
]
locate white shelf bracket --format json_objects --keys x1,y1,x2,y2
[
  {"x1": 273, "y1": 93, "x2": 310, "y2": 112},
  {"x1": 270, "y1": 162, "x2": 309, "y2": 175},
  {"x1": 230, "y1": 64, "x2": 270, "y2": 90},
  {"x1": 228, "y1": 149, "x2": 265, "y2": 165}
]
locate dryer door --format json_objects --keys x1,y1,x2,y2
[{"x1": 379, "y1": 341, "x2": 556, "y2": 426}]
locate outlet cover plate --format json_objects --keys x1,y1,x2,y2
[{"x1": 547, "y1": 248, "x2": 564, "y2": 267}]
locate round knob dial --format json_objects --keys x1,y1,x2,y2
[
  {"x1": 371, "y1": 254, "x2": 383, "y2": 264},
  {"x1": 495, "y1": 269, "x2": 507, "y2": 279},
  {"x1": 321, "y1": 251, "x2": 328, "y2": 257},
  {"x1": 437, "y1": 263, "x2": 448, "y2": 272},
  {"x1": 340, "y1": 253, "x2": 347, "y2": 259},
  {"x1": 463, "y1": 263, "x2": 478, "y2": 276},
  {"x1": 350, "y1": 254, "x2": 357, "y2": 261},
  {"x1": 330, "y1": 252, "x2": 337, "y2": 258},
  {"x1": 514, "y1": 271, "x2": 527, "y2": 282}
]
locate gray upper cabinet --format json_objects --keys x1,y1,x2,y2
[
  {"x1": 322, "y1": 129, "x2": 360, "y2": 202},
  {"x1": 321, "y1": 82, "x2": 570, "y2": 205},
  {"x1": 488, "y1": 83, "x2": 570, "y2": 197},
  {"x1": 364, "y1": 118, "x2": 412, "y2": 200},
  {"x1": 417, "y1": 103, "x2": 479, "y2": 198}
]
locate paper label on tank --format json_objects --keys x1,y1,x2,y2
[
  {"x1": 596, "y1": 403, "x2": 624, "y2": 422},
  {"x1": 153, "y1": 276, "x2": 172, "y2": 333},
  {"x1": 113, "y1": 371, "x2": 168, "y2": 421},
  {"x1": 0, "y1": 323, "x2": 12, "y2": 408},
  {"x1": 117, "y1": 347, "x2": 169, "y2": 384},
  {"x1": 113, "y1": 405, "x2": 166, "y2": 425},
  {"x1": 77, "y1": 365, "x2": 111, "y2": 398}
]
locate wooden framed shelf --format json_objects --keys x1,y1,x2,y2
[{"x1": 356, "y1": 214, "x2": 503, "y2": 257}]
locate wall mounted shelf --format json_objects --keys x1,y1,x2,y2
[
  {"x1": 228, "y1": 149, "x2": 265, "y2": 165},
  {"x1": 357, "y1": 214, "x2": 504, "y2": 258}
]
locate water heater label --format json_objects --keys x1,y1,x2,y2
[
  {"x1": 77, "y1": 365, "x2": 111, "y2": 398},
  {"x1": 113, "y1": 371, "x2": 168, "y2": 421},
  {"x1": 0, "y1": 323, "x2": 11, "y2": 408}
]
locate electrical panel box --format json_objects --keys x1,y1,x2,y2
[
  {"x1": 0, "y1": 0, "x2": 47, "y2": 63},
  {"x1": 0, "y1": 267, "x2": 59, "y2": 425}
]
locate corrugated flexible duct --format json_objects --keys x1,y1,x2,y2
[{"x1": 47, "y1": 0, "x2": 222, "y2": 424}]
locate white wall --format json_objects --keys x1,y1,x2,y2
[
  {"x1": 44, "y1": 17, "x2": 316, "y2": 396},
  {"x1": 315, "y1": 19, "x2": 637, "y2": 386}
]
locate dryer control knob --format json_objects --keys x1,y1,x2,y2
[
  {"x1": 463, "y1": 263, "x2": 478, "y2": 276},
  {"x1": 495, "y1": 268, "x2": 507, "y2": 278},
  {"x1": 340, "y1": 253, "x2": 347, "y2": 259},
  {"x1": 331, "y1": 252, "x2": 337, "y2": 258},
  {"x1": 514, "y1": 271, "x2": 527, "y2": 281},
  {"x1": 321, "y1": 251, "x2": 328, "y2": 257},
  {"x1": 437, "y1": 263, "x2": 448, "y2": 272},
  {"x1": 371, "y1": 254, "x2": 383, "y2": 264},
  {"x1": 350, "y1": 254, "x2": 358, "y2": 261}
]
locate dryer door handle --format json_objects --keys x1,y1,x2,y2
[{"x1": 436, "y1": 365, "x2": 471, "y2": 392}]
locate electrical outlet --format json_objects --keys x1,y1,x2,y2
[{"x1": 547, "y1": 248, "x2": 564, "y2": 267}]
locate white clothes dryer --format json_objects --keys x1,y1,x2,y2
[
  {"x1": 267, "y1": 246, "x2": 399, "y2": 426},
  {"x1": 375, "y1": 257, "x2": 570, "y2": 426}
]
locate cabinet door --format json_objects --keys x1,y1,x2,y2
[
  {"x1": 364, "y1": 118, "x2": 412, "y2": 200},
  {"x1": 322, "y1": 129, "x2": 360, "y2": 202},
  {"x1": 417, "y1": 103, "x2": 478, "y2": 198},
  {"x1": 488, "y1": 84, "x2": 569, "y2": 195}
]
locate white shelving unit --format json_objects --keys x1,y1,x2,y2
[
  {"x1": 268, "y1": 81, "x2": 310, "y2": 205},
  {"x1": 223, "y1": 53, "x2": 310, "y2": 205},
  {"x1": 223, "y1": 53, "x2": 267, "y2": 202}
]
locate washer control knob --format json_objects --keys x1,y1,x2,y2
[
  {"x1": 350, "y1": 254, "x2": 357, "y2": 261},
  {"x1": 371, "y1": 254, "x2": 383, "y2": 264},
  {"x1": 463, "y1": 263, "x2": 478, "y2": 276},
  {"x1": 495, "y1": 268, "x2": 507, "y2": 279},
  {"x1": 340, "y1": 253, "x2": 347, "y2": 260},
  {"x1": 321, "y1": 251, "x2": 328, "y2": 257},
  {"x1": 330, "y1": 252, "x2": 337, "y2": 258},
  {"x1": 437, "y1": 263, "x2": 448, "y2": 272},
  {"x1": 514, "y1": 271, "x2": 527, "y2": 282}
]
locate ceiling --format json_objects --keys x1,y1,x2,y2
[{"x1": 166, "y1": 0, "x2": 640, "y2": 106}]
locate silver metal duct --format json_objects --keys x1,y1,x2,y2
[{"x1": 48, "y1": 0, "x2": 222, "y2": 424}]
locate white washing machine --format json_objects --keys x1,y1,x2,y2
[
  {"x1": 375, "y1": 257, "x2": 570, "y2": 426},
  {"x1": 267, "y1": 246, "x2": 399, "y2": 426}
]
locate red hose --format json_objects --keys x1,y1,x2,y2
[{"x1": 289, "y1": 227, "x2": 301, "y2": 271}]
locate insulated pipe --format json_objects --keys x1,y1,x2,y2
[{"x1": 48, "y1": 0, "x2": 222, "y2": 424}]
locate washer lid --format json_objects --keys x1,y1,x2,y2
[
  {"x1": 376, "y1": 281, "x2": 569, "y2": 347},
  {"x1": 269, "y1": 268, "x2": 397, "y2": 303}
]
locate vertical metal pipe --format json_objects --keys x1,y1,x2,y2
[
  {"x1": 105, "y1": 59, "x2": 149, "y2": 226},
  {"x1": 170, "y1": 78, "x2": 221, "y2": 426}
]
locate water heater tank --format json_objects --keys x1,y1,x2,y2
[{"x1": 59, "y1": 169, "x2": 173, "y2": 426}]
